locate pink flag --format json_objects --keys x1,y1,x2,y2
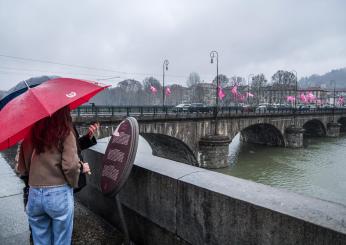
[
  {"x1": 306, "y1": 91, "x2": 315, "y2": 103},
  {"x1": 150, "y1": 85, "x2": 157, "y2": 95},
  {"x1": 238, "y1": 94, "x2": 245, "y2": 102},
  {"x1": 300, "y1": 92, "x2": 307, "y2": 104},
  {"x1": 231, "y1": 86, "x2": 238, "y2": 95},
  {"x1": 165, "y1": 87, "x2": 171, "y2": 96},
  {"x1": 218, "y1": 86, "x2": 225, "y2": 100},
  {"x1": 286, "y1": 96, "x2": 295, "y2": 103},
  {"x1": 337, "y1": 96, "x2": 344, "y2": 105},
  {"x1": 246, "y1": 92, "x2": 254, "y2": 97}
]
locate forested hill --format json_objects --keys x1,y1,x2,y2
[{"x1": 299, "y1": 68, "x2": 346, "y2": 89}]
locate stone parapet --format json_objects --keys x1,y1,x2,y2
[{"x1": 77, "y1": 138, "x2": 346, "y2": 245}]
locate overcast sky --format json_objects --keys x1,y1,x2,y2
[{"x1": 0, "y1": 0, "x2": 345, "y2": 90}]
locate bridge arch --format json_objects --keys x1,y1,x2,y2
[
  {"x1": 337, "y1": 117, "x2": 346, "y2": 133},
  {"x1": 303, "y1": 119, "x2": 326, "y2": 137},
  {"x1": 140, "y1": 133, "x2": 198, "y2": 165},
  {"x1": 239, "y1": 123, "x2": 285, "y2": 146}
]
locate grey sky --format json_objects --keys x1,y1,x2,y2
[{"x1": 0, "y1": 0, "x2": 345, "y2": 90}]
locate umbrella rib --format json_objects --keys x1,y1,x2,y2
[
  {"x1": 24, "y1": 80, "x2": 30, "y2": 89},
  {"x1": 29, "y1": 89, "x2": 52, "y2": 116}
]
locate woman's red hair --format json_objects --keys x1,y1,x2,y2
[{"x1": 32, "y1": 106, "x2": 72, "y2": 154}]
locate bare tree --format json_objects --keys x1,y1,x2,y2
[
  {"x1": 165, "y1": 84, "x2": 186, "y2": 105},
  {"x1": 186, "y1": 72, "x2": 201, "y2": 87},
  {"x1": 272, "y1": 70, "x2": 296, "y2": 86},
  {"x1": 251, "y1": 74, "x2": 267, "y2": 88},
  {"x1": 212, "y1": 74, "x2": 229, "y2": 87},
  {"x1": 230, "y1": 76, "x2": 245, "y2": 86},
  {"x1": 118, "y1": 79, "x2": 143, "y2": 92},
  {"x1": 115, "y1": 79, "x2": 144, "y2": 105},
  {"x1": 143, "y1": 77, "x2": 162, "y2": 105}
]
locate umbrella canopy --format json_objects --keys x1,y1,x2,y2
[
  {"x1": 0, "y1": 77, "x2": 109, "y2": 151},
  {"x1": 0, "y1": 75, "x2": 59, "y2": 110}
]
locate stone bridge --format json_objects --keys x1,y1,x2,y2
[{"x1": 74, "y1": 109, "x2": 346, "y2": 168}]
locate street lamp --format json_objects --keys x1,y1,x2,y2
[
  {"x1": 331, "y1": 80, "x2": 336, "y2": 122},
  {"x1": 162, "y1": 59, "x2": 169, "y2": 106},
  {"x1": 210, "y1": 50, "x2": 219, "y2": 135},
  {"x1": 210, "y1": 51, "x2": 219, "y2": 107},
  {"x1": 291, "y1": 70, "x2": 298, "y2": 124},
  {"x1": 248, "y1": 74, "x2": 254, "y2": 105}
]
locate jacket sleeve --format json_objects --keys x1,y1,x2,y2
[
  {"x1": 78, "y1": 134, "x2": 97, "y2": 151},
  {"x1": 61, "y1": 131, "x2": 80, "y2": 188},
  {"x1": 15, "y1": 135, "x2": 34, "y2": 177}
]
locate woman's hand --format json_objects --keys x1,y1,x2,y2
[
  {"x1": 87, "y1": 122, "x2": 100, "y2": 138},
  {"x1": 81, "y1": 162, "x2": 91, "y2": 175}
]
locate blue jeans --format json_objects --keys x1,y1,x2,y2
[{"x1": 26, "y1": 185, "x2": 74, "y2": 245}]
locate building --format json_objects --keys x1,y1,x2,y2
[
  {"x1": 187, "y1": 83, "x2": 216, "y2": 105},
  {"x1": 259, "y1": 85, "x2": 328, "y2": 105}
]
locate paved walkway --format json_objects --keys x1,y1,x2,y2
[{"x1": 0, "y1": 147, "x2": 124, "y2": 245}]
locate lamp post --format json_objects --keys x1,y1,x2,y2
[
  {"x1": 291, "y1": 70, "x2": 298, "y2": 124},
  {"x1": 210, "y1": 50, "x2": 219, "y2": 135},
  {"x1": 331, "y1": 80, "x2": 336, "y2": 122},
  {"x1": 248, "y1": 74, "x2": 254, "y2": 105},
  {"x1": 162, "y1": 59, "x2": 169, "y2": 107}
]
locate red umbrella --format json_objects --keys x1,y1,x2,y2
[{"x1": 0, "y1": 77, "x2": 109, "y2": 151}]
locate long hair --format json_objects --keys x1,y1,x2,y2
[{"x1": 32, "y1": 106, "x2": 72, "y2": 154}]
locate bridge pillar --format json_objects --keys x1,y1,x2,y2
[
  {"x1": 198, "y1": 135, "x2": 231, "y2": 169},
  {"x1": 326, "y1": 122, "x2": 341, "y2": 137},
  {"x1": 285, "y1": 127, "x2": 305, "y2": 148}
]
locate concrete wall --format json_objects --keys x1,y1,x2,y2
[{"x1": 77, "y1": 138, "x2": 346, "y2": 245}]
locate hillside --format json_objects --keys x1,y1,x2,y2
[{"x1": 299, "y1": 68, "x2": 346, "y2": 89}]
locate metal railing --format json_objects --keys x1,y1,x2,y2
[{"x1": 71, "y1": 105, "x2": 346, "y2": 120}]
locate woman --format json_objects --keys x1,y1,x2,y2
[{"x1": 16, "y1": 106, "x2": 90, "y2": 244}]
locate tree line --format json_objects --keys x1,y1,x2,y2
[{"x1": 90, "y1": 70, "x2": 299, "y2": 106}]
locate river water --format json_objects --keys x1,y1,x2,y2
[
  {"x1": 215, "y1": 134, "x2": 346, "y2": 206},
  {"x1": 135, "y1": 133, "x2": 346, "y2": 206}
]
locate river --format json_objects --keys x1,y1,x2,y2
[
  {"x1": 137, "y1": 132, "x2": 346, "y2": 206},
  {"x1": 215, "y1": 134, "x2": 346, "y2": 206}
]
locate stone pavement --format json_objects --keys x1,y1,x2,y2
[{"x1": 0, "y1": 147, "x2": 125, "y2": 245}]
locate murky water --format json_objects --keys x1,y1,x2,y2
[{"x1": 216, "y1": 134, "x2": 346, "y2": 205}]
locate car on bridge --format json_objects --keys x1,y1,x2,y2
[
  {"x1": 255, "y1": 105, "x2": 268, "y2": 113},
  {"x1": 297, "y1": 104, "x2": 311, "y2": 112},
  {"x1": 188, "y1": 103, "x2": 212, "y2": 113},
  {"x1": 173, "y1": 103, "x2": 191, "y2": 112},
  {"x1": 240, "y1": 105, "x2": 255, "y2": 112}
]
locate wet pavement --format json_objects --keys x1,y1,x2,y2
[{"x1": 0, "y1": 147, "x2": 124, "y2": 245}]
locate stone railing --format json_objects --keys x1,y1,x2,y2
[{"x1": 77, "y1": 137, "x2": 346, "y2": 245}]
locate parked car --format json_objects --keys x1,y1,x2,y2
[
  {"x1": 188, "y1": 103, "x2": 211, "y2": 113},
  {"x1": 298, "y1": 105, "x2": 310, "y2": 111},
  {"x1": 173, "y1": 103, "x2": 191, "y2": 112},
  {"x1": 241, "y1": 105, "x2": 255, "y2": 112},
  {"x1": 255, "y1": 105, "x2": 268, "y2": 113},
  {"x1": 322, "y1": 104, "x2": 333, "y2": 109}
]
